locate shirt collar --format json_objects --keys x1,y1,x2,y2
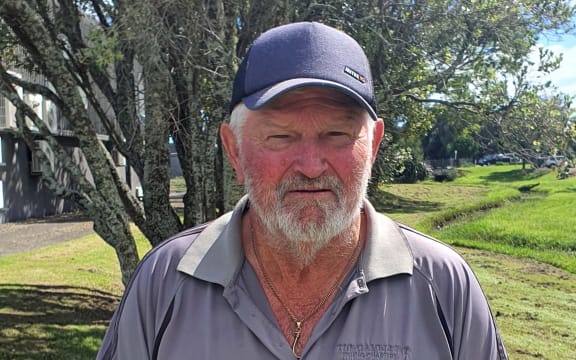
[
  {"x1": 177, "y1": 196, "x2": 413, "y2": 286},
  {"x1": 361, "y1": 199, "x2": 413, "y2": 281}
]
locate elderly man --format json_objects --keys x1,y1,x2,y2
[{"x1": 97, "y1": 22, "x2": 508, "y2": 360}]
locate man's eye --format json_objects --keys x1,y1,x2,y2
[
  {"x1": 322, "y1": 131, "x2": 356, "y2": 146},
  {"x1": 263, "y1": 134, "x2": 294, "y2": 149},
  {"x1": 269, "y1": 134, "x2": 291, "y2": 139},
  {"x1": 326, "y1": 131, "x2": 347, "y2": 137}
]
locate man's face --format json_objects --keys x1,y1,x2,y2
[{"x1": 225, "y1": 88, "x2": 383, "y2": 262}]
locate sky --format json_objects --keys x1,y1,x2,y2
[
  {"x1": 534, "y1": 32, "x2": 576, "y2": 97},
  {"x1": 531, "y1": 5, "x2": 576, "y2": 98}
]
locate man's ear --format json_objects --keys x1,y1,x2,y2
[
  {"x1": 370, "y1": 118, "x2": 385, "y2": 164},
  {"x1": 220, "y1": 123, "x2": 245, "y2": 184}
]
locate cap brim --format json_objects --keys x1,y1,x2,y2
[{"x1": 242, "y1": 78, "x2": 377, "y2": 120}]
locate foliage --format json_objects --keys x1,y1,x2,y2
[
  {"x1": 422, "y1": 79, "x2": 575, "y2": 165},
  {"x1": 479, "y1": 90, "x2": 575, "y2": 165},
  {"x1": 0, "y1": 0, "x2": 240, "y2": 283},
  {"x1": 392, "y1": 151, "x2": 429, "y2": 183},
  {"x1": 333, "y1": 0, "x2": 575, "y2": 183},
  {"x1": 432, "y1": 168, "x2": 459, "y2": 182},
  {"x1": 422, "y1": 108, "x2": 482, "y2": 159}
]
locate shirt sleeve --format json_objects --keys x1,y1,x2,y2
[
  {"x1": 96, "y1": 236, "x2": 190, "y2": 360},
  {"x1": 423, "y1": 248, "x2": 509, "y2": 360},
  {"x1": 405, "y1": 228, "x2": 509, "y2": 360},
  {"x1": 96, "y1": 258, "x2": 159, "y2": 360},
  {"x1": 449, "y1": 260, "x2": 508, "y2": 360}
]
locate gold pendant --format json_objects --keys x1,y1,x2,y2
[{"x1": 291, "y1": 321, "x2": 302, "y2": 359}]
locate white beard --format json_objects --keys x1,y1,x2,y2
[{"x1": 244, "y1": 166, "x2": 371, "y2": 267}]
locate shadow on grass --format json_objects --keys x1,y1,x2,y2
[
  {"x1": 370, "y1": 190, "x2": 443, "y2": 214},
  {"x1": 556, "y1": 186, "x2": 576, "y2": 193},
  {"x1": 0, "y1": 284, "x2": 119, "y2": 360},
  {"x1": 481, "y1": 168, "x2": 549, "y2": 183}
]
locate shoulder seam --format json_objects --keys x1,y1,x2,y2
[
  {"x1": 397, "y1": 222, "x2": 437, "y2": 241},
  {"x1": 97, "y1": 222, "x2": 210, "y2": 358}
]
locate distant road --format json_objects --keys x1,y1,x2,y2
[{"x1": 0, "y1": 213, "x2": 94, "y2": 257}]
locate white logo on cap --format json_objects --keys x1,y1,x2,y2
[{"x1": 344, "y1": 66, "x2": 366, "y2": 84}]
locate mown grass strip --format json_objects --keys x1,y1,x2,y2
[
  {"x1": 415, "y1": 166, "x2": 576, "y2": 273},
  {"x1": 421, "y1": 187, "x2": 523, "y2": 229}
]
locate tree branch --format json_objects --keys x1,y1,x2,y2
[{"x1": 0, "y1": 65, "x2": 96, "y2": 206}]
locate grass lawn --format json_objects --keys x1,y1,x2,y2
[
  {"x1": 0, "y1": 232, "x2": 151, "y2": 360},
  {"x1": 373, "y1": 164, "x2": 576, "y2": 359},
  {"x1": 0, "y1": 164, "x2": 575, "y2": 359},
  {"x1": 437, "y1": 167, "x2": 574, "y2": 272}
]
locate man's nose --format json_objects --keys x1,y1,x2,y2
[{"x1": 293, "y1": 139, "x2": 328, "y2": 178}]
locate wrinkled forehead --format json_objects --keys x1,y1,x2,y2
[{"x1": 263, "y1": 87, "x2": 365, "y2": 114}]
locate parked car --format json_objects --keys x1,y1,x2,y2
[
  {"x1": 477, "y1": 153, "x2": 519, "y2": 166},
  {"x1": 477, "y1": 154, "x2": 498, "y2": 166},
  {"x1": 498, "y1": 153, "x2": 521, "y2": 163},
  {"x1": 544, "y1": 155, "x2": 565, "y2": 168},
  {"x1": 533, "y1": 155, "x2": 565, "y2": 168}
]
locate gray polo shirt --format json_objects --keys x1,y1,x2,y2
[{"x1": 97, "y1": 196, "x2": 508, "y2": 360}]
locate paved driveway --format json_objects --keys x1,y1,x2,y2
[{"x1": 0, "y1": 213, "x2": 94, "y2": 257}]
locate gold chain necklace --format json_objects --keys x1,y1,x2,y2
[{"x1": 250, "y1": 226, "x2": 361, "y2": 359}]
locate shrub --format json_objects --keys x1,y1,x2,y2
[
  {"x1": 433, "y1": 168, "x2": 458, "y2": 182},
  {"x1": 395, "y1": 159, "x2": 429, "y2": 183}
]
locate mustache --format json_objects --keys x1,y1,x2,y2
[{"x1": 277, "y1": 175, "x2": 343, "y2": 195}]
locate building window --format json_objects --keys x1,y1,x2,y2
[
  {"x1": 23, "y1": 90, "x2": 43, "y2": 130},
  {"x1": 0, "y1": 97, "x2": 5, "y2": 128},
  {"x1": 30, "y1": 140, "x2": 54, "y2": 175},
  {"x1": 111, "y1": 148, "x2": 126, "y2": 166},
  {"x1": 0, "y1": 180, "x2": 4, "y2": 209},
  {"x1": 44, "y1": 99, "x2": 60, "y2": 132},
  {"x1": 0, "y1": 136, "x2": 4, "y2": 166}
]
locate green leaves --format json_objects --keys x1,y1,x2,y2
[{"x1": 81, "y1": 28, "x2": 124, "y2": 69}]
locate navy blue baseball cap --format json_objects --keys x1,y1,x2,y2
[{"x1": 229, "y1": 22, "x2": 377, "y2": 119}]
